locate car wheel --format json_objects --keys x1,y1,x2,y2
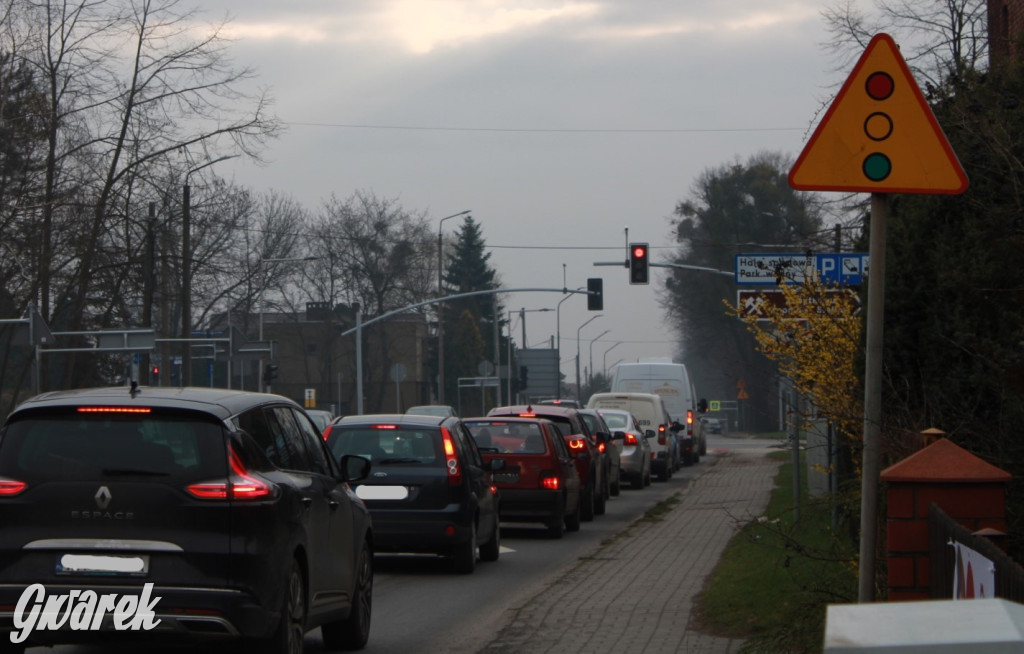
[
  {"x1": 479, "y1": 516, "x2": 500, "y2": 562},
  {"x1": 610, "y1": 468, "x2": 621, "y2": 496},
  {"x1": 632, "y1": 473, "x2": 645, "y2": 490},
  {"x1": 595, "y1": 477, "x2": 607, "y2": 516},
  {"x1": 644, "y1": 466, "x2": 652, "y2": 486},
  {"x1": 452, "y1": 523, "x2": 477, "y2": 574},
  {"x1": 321, "y1": 539, "x2": 372, "y2": 651},
  {"x1": 580, "y1": 483, "x2": 595, "y2": 521},
  {"x1": 563, "y1": 495, "x2": 581, "y2": 533},
  {"x1": 258, "y1": 559, "x2": 305, "y2": 654},
  {"x1": 547, "y1": 500, "x2": 566, "y2": 538}
]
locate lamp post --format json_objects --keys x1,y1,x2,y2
[
  {"x1": 182, "y1": 154, "x2": 237, "y2": 387},
  {"x1": 575, "y1": 314, "x2": 602, "y2": 402},
  {"x1": 556, "y1": 287, "x2": 584, "y2": 355},
  {"x1": 588, "y1": 329, "x2": 610, "y2": 390},
  {"x1": 437, "y1": 210, "x2": 471, "y2": 405},
  {"x1": 602, "y1": 341, "x2": 624, "y2": 378}
]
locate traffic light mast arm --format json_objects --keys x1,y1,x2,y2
[{"x1": 591, "y1": 260, "x2": 734, "y2": 277}]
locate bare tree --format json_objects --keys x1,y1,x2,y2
[{"x1": 1, "y1": 0, "x2": 279, "y2": 388}]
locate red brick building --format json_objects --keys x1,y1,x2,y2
[{"x1": 989, "y1": 0, "x2": 1024, "y2": 64}]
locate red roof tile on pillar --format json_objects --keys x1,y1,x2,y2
[{"x1": 880, "y1": 438, "x2": 1011, "y2": 483}]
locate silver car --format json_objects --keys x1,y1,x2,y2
[{"x1": 596, "y1": 409, "x2": 651, "y2": 489}]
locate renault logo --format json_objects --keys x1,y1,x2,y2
[{"x1": 94, "y1": 486, "x2": 112, "y2": 509}]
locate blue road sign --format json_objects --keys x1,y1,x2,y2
[{"x1": 735, "y1": 253, "x2": 868, "y2": 286}]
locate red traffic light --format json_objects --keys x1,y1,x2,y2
[{"x1": 629, "y1": 242, "x2": 649, "y2": 285}]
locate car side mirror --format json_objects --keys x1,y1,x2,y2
[
  {"x1": 488, "y1": 458, "x2": 506, "y2": 472},
  {"x1": 611, "y1": 431, "x2": 625, "y2": 441},
  {"x1": 340, "y1": 454, "x2": 371, "y2": 483},
  {"x1": 645, "y1": 429, "x2": 656, "y2": 439}
]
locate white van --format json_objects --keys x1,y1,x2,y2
[
  {"x1": 586, "y1": 392, "x2": 677, "y2": 481},
  {"x1": 610, "y1": 361, "x2": 706, "y2": 462}
]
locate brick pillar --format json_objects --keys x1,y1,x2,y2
[{"x1": 881, "y1": 437, "x2": 1010, "y2": 601}]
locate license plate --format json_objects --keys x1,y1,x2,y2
[
  {"x1": 356, "y1": 485, "x2": 409, "y2": 500},
  {"x1": 56, "y1": 553, "x2": 149, "y2": 576},
  {"x1": 493, "y1": 473, "x2": 519, "y2": 484}
]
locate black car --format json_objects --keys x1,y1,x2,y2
[
  {"x1": 324, "y1": 414, "x2": 502, "y2": 574},
  {"x1": 0, "y1": 386, "x2": 373, "y2": 654}
]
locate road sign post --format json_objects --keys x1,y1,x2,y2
[{"x1": 788, "y1": 33, "x2": 968, "y2": 603}]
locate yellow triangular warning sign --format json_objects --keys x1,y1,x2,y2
[{"x1": 789, "y1": 33, "x2": 968, "y2": 195}]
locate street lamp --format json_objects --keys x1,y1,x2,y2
[
  {"x1": 602, "y1": 341, "x2": 624, "y2": 378},
  {"x1": 437, "y1": 210, "x2": 471, "y2": 404},
  {"x1": 575, "y1": 314, "x2": 602, "y2": 402},
  {"x1": 556, "y1": 286, "x2": 584, "y2": 355},
  {"x1": 588, "y1": 329, "x2": 610, "y2": 390},
  {"x1": 182, "y1": 154, "x2": 238, "y2": 386}
]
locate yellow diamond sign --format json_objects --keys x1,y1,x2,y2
[{"x1": 789, "y1": 33, "x2": 968, "y2": 195}]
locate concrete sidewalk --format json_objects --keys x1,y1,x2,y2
[{"x1": 477, "y1": 440, "x2": 782, "y2": 654}]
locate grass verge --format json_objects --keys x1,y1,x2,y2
[{"x1": 694, "y1": 448, "x2": 857, "y2": 653}]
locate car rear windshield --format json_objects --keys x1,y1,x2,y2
[
  {"x1": 328, "y1": 426, "x2": 441, "y2": 464},
  {"x1": 465, "y1": 422, "x2": 546, "y2": 454},
  {"x1": 600, "y1": 413, "x2": 630, "y2": 430},
  {"x1": 0, "y1": 409, "x2": 227, "y2": 483}
]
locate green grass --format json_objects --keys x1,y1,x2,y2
[{"x1": 695, "y1": 448, "x2": 857, "y2": 653}]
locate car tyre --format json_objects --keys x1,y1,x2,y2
[
  {"x1": 632, "y1": 473, "x2": 645, "y2": 490},
  {"x1": 452, "y1": 523, "x2": 478, "y2": 574},
  {"x1": 595, "y1": 477, "x2": 607, "y2": 516},
  {"x1": 610, "y1": 469, "x2": 621, "y2": 496},
  {"x1": 580, "y1": 482, "x2": 595, "y2": 521},
  {"x1": 479, "y1": 517, "x2": 500, "y2": 562},
  {"x1": 257, "y1": 559, "x2": 305, "y2": 654},
  {"x1": 563, "y1": 496, "x2": 581, "y2": 533},
  {"x1": 321, "y1": 539, "x2": 372, "y2": 651}
]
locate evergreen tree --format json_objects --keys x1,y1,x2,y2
[
  {"x1": 439, "y1": 217, "x2": 505, "y2": 403},
  {"x1": 666, "y1": 152, "x2": 825, "y2": 430}
]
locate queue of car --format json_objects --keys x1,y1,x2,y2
[{"x1": 0, "y1": 388, "x2": 703, "y2": 653}]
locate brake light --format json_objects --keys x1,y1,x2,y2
[
  {"x1": 624, "y1": 433, "x2": 638, "y2": 446},
  {"x1": 568, "y1": 438, "x2": 586, "y2": 451},
  {"x1": 372, "y1": 424, "x2": 398, "y2": 430},
  {"x1": 321, "y1": 424, "x2": 334, "y2": 441},
  {"x1": 441, "y1": 427, "x2": 462, "y2": 486},
  {"x1": 540, "y1": 474, "x2": 560, "y2": 491},
  {"x1": 77, "y1": 407, "x2": 152, "y2": 414},
  {"x1": 597, "y1": 441, "x2": 606, "y2": 454},
  {"x1": 186, "y1": 446, "x2": 274, "y2": 500},
  {"x1": 687, "y1": 409, "x2": 694, "y2": 425},
  {"x1": 518, "y1": 413, "x2": 536, "y2": 418},
  {"x1": 0, "y1": 478, "x2": 27, "y2": 496}
]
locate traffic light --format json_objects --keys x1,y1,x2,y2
[
  {"x1": 629, "y1": 243, "x2": 649, "y2": 285},
  {"x1": 519, "y1": 366, "x2": 528, "y2": 388},
  {"x1": 587, "y1": 277, "x2": 603, "y2": 311},
  {"x1": 263, "y1": 364, "x2": 279, "y2": 385}
]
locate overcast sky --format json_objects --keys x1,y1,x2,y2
[{"x1": 192, "y1": 0, "x2": 866, "y2": 386}]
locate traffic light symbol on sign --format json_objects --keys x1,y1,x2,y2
[
  {"x1": 587, "y1": 277, "x2": 603, "y2": 311},
  {"x1": 788, "y1": 33, "x2": 967, "y2": 195},
  {"x1": 629, "y1": 243, "x2": 649, "y2": 285}
]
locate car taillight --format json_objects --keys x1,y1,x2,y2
[
  {"x1": 441, "y1": 427, "x2": 462, "y2": 486},
  {"x1": 597, "y1": 441, "x2": 606, "y2": 453},
  {"x1": 658, "y1": 424, "x2": 666, "y2": 445},
  {"x1": 322, "y1": 424, "x2": 334, "y2": 441},
  {"x1": 186, "y1": 446, "x2": 275, "y2": 501},
  {"x1": 568, "y1": 438, "x2": 586, "y2": 451},
  {"x1": 77, "y1": 407, "x2": 152, "y2": 414},
  {"x1": 540, "y1": 474, "x2": 560, "y2": 491},
  {"x1": 624, "y1": 433, "x2": 638, "y2": 446},
  {"x1": 0, "y1": 478, "x2": 27, "y2": 496},
  {"x1": 686, "y1": 409, "x2": 695, "y2": 435}
]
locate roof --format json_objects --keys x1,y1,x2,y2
[
  {"x1": 880, "y1": 438, "x2": 1011, "y2": 483},
  {"x1": 336, "y1": 413, "x2": 449, "y2": 428},
  {"x1": 6, "y1": 386, "x2": 300, "y2": 422}
]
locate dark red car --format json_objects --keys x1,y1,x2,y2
[
  {"x1": 464, "y1": 417, "x2": 581, "y2": 538},
  {"x1": 486, "y1": 405, "x2": 606, "y2": 521}
]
